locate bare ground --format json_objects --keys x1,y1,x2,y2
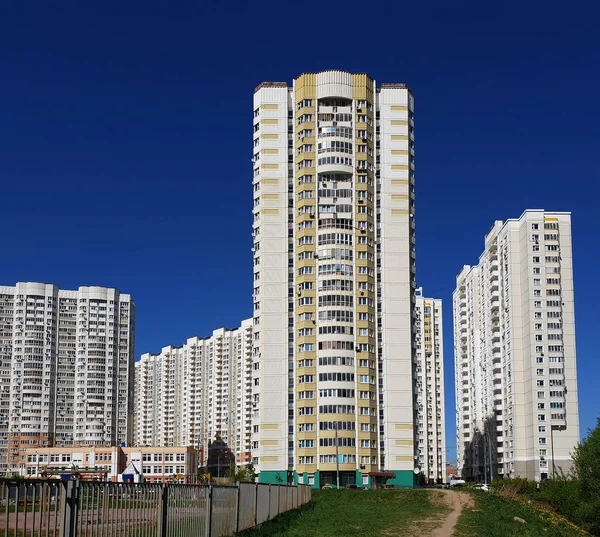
[
  {"x1": 430, "y1": 490, "x2": 474, "y2": 537},
  {"x1": 396, "y1": 490, "x2": 473, "y2": 537}
]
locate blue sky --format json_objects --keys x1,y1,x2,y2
[{"x1": 1, "y1": 1, "x2": 598, "y2": 458}]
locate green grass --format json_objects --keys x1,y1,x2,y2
[
  {"x1": 236, "y1": 489, "x2": 448, "y2": 537},
  {"x1": 455, "y1": 492, "x2": 589, "y2": 537}
]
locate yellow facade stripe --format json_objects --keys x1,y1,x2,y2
[
  {"x1": 391, "y1": 165, "x2": 409, "y2": 171},
  {"x1": 391, "y1": 179, "x2": 409, "y2": 185},
  {"x1": 262, "y1": 148, "x2": 279, "y2": 155},
  {"x1": 391, "y1": 194, "x2": 409, "y2": 200},
  {"x1": 395, "y1": 456, "x2": 414, "y2": 462},
  {"x1": 260, "y1": 440, "x2": 279, "y2": 447},
  {"x1": 261, "y1": 119, "x2": 279, "y2": 125},
  {"x1": 262, "y1": 209, "x2": 279, "y2": 215},
  {"x1": 260, "y1": 424, "x2": 279, "y2": 430},
  {"x1": 395, "y1": 440, "x2": 414, "y2": 446},
  {"x1": 391, "y1": 105, "x2": 408, "y2": 111},
  {"x1": 261, "y1": 456, "x2": 279, "y2": 462},
  {"x1": 391, "y1": 120, "x2": 408, "y2": 126},
  {"x1": 261, "y1": 133, "x2": 279, "y2": 140},
  {"x1": 261, "y1": 163, "x2": 279, "y2": 170},
  {"x1": 261, "y1": 178, "x2": 279, "y2": 185},
  {"x1": 391, "y1": 150, "x2": 409, "y2": 156},
  {"x1": 261, "y1": 104, "x2": 279, "y2": 110},
  {"x1": 544, "y1": 217, "x2": 559, "y2": 221},
  {"x1": 395, "y1": 423, "x2": 413, "y2": 430},
  {"x1": 391, "y1": 135, "x2": 408, "y2": 141},
  {"x1": 261, "y1": 194, "x2": 279, "y2": 200}
]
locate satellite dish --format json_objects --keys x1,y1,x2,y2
[{"x1": 413, "y1": 467, "x2": 421, "y2": 474}]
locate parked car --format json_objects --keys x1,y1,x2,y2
[
  {"x1": 345, "y1": 484, "x2": 358, "y2": 489},
  {"x1": 449, "y1": 478, "x2": 466, "y2": 488}
]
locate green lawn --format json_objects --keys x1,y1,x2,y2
[
  {"x1": 455, "y1": 491, "x2": 589, "y2": 537},
  {"x1": 237, "y1": 489, "x2": 591, "y2": 537},
  {"x1": 236, "y1": 489, "x2": 448, "y2": 537}
]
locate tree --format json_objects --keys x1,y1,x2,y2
[
  {"x1": 571, "y1": 417, "x2": 600, "y2": 535},
  {"x1": 227, "y1": 463, "x2": 258, "y2": 483}
]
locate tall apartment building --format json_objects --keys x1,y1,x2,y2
[
  {"x1": 453, "y1": 210, "x2": 579, "y2": 482},
  {"x1": 0, "y1": 282, "x2": 135, "y2": 475},
  {"x1": 414, "y1": 289, "x2": 446, "y2": 483},
  {"x1": 134, "y1": 320, "x2": 253, "y2": 465},
  {"x1": 251, "y1": 70, "x2": 416, "y2": 487}
]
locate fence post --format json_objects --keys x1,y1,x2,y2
[
  {"x1": 158, "y1": 483, "x2": 169, "y2": 537},
  {"x1": 235, "y1": 482, "x2": 240, "y2": 534},
  {"x1": 255, "y1": 483, "x2": 259, "y2": 524},
  {"x1": 207, "y1": 485, "x2": 213, "y2": 537},
  {"x1": 266, "y1": 484, "x2": 269, "y2": 522},
  {"x1": 61, "y1": 479, "x2": 79, "y2": 537}
]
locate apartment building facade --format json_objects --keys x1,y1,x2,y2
[
  {"x1": 454, "y1": 210, "x2": 579, "y2": 481},
  {"x1": 251, "y1": 70, "x2": 417, "y2": 487},
  {"x1": 0, "y1": 282, "x2": 135, "y2": 476},
  {"x1": 414, "y1": 289, "x2": 446, "y2": 483},
  {"x1": 134, "y1": 320, "x2": 253, "y2": 466}
]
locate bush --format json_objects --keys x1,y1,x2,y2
[
  {"x1": 490, "y1": 477, "x2": 537, "y2": 498},
  {"x1": 571, "y1": 417, "x2": 600, "y2": 535},
  {"x1": 535, "y1": 418, "x2": 600, "y2": 535},
  {"x1": 538, "y1": 477, "x2": 581, "y2": 523}
]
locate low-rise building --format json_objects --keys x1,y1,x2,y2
[{"x1": 22, "y1": 446, "x2": 198, "y2": 483}]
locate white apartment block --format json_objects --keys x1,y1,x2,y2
[
  {"x1": 252, "y1": 70, "x2": 416, "y2": 488},
  {"x1": 414, "y1": 289, "x2": 446, "y2": 483},
  {"x1": 134, "y1": 319, "x2": 253, "y2": 466},
  {"x1": 0, "y1": 282, "x2": 135, "y2": 475},
  {"x1": 454, "y1": 210, "x2": 579, "y2": 482}
]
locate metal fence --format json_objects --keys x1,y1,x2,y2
[{"x1": 0, "y1": 479, "x2": 311, "y2": 537}]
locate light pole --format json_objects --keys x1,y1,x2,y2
[{"x1": 335, "y1": 422, "x2": 340, "y2": 489}]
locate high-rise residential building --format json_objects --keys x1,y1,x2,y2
[
  {"x1": 414, "y1": 289, "x2": 446, "y2": 483},
  {"x1": 0, "y1": 282, "x2": 135, "y2": 475},
  {"x1": 134, "y1": 320, "x2": 253, "y2": 465},
  {"x1": 453, "y1": 210, "x2": 579, "y2": 482},
  {"x1": 251, "y1": 70, "x2": 416, "y2": 488}
]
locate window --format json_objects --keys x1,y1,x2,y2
[{"x1": 539, "y1": 437, "x2": 547, "y2": 445}]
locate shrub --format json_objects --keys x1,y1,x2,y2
[
  {"x1": 571, "y1": 417, "x2": 600, "y2": 535},
  {"x1": 490, "y1": 477, "x2": 536, "y2": 498}
]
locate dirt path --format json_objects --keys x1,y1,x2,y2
[{"x1": 430, "y1": 489, "x2": 473, "y2": 537}]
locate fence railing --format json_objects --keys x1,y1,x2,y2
[{"x1": 0, "y1": 479, "x2": 311, "y2": 537}]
